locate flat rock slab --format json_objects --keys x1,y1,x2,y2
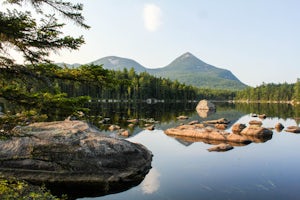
[
  {"x1": 285, "y1": 126, "x2": 300, "y2": 133},
  {"x1": 0, "y1": 120, "x2": 152, "y2": 197},
  {"x1": 207, "y1": 143, "x2": 234, "y2": 152},
  {"x1": 164, "y1": 125, "x2": 251, "y2": 144}
]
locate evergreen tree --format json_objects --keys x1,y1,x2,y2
[{"x1": 0, "y1": 0, "x2": 89, "y2": 67}]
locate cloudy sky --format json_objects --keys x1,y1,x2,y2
[{"x1": 5, "y1": 0, "x2": 300, "y2": 86}]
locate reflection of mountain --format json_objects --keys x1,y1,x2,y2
[{"x1": 174, "y1": 138, "x2": 193, "y2": 146}]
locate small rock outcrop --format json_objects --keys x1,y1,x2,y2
[
  {"x1": 0, "y1": 120, "x2": 152, "y2": 196},
  {"x1": 275, "y1": 123, "x2": 284, "y2": 131}
]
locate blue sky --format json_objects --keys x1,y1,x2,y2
[{"x1": 3, "y1": 0, "x2": 300, "y2": 86}]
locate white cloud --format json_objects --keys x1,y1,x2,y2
[
  {"x1": 141, "y1": 168, "x2": 160, "y2": 194},
  {"x1": 143, "y1": 4, "x2": 162, "y2": 32}
]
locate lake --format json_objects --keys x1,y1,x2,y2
[
  {"x1": 75, "y1": 102, "x2": 300, "y2": 200},
  {"x1": 2, "y1": 101, "x2": 300, "y2": 199}
]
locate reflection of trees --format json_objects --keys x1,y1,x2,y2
[
  {"x1": 235, "y1": 103, "x2": 297, "y2": 119},
  {"x1": 87, "y1": 102, "x2": 198, "y2": 125}
]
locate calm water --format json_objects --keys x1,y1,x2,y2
[
  {"x1": 2, "y1": 101, "x2": 300, "y2": 199},
  {"x1": 77, "y1": 102, "x2": 300, "y2": 200}
]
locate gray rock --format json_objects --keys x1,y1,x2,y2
[{"x1": 0, "y1": 120, "x2": 152, "y2": 196}]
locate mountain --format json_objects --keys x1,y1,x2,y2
[
  {"x1": 149, "y1": 52, "x2": 247, "y2": 90},
  {"x1": 90, "y1": 56, "x2": 147, "y2": 73},
  {"x1": 60, "y1": 52, "x2": 247, "y2": 90},
  {"x1": 56, "y1": 62, "x2": 81, "y2": 68}
]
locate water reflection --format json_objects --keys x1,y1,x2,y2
[
  {"x1": 1, "y1": 101, "x2": 300, "y2": 200},
  {"x1": 196, "y1": 109, "x2": 215, "y2": 118},
  {"x1": 141, "y1": 168, "x2": 161, "y2": 194}
]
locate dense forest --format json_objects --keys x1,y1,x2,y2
[
  {"x1": 235, "y1": 80, "x2": 300, "y2": 104},
  {"x1": 0, "y1": 63, "x2": 235, "y2": 110}
]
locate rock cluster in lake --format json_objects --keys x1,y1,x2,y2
[
  {"x1": 165, "y1": 116, "x2": 274, "y2": 152},
  {"x1": 0, "y1": 120, "x2": 152, "y2": 198}
]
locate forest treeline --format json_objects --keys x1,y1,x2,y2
[
  {"x1": 1, "y1": 63, "x2": 299, "y2": 112},
  {"x1": 235, "y1": 80, "x2": 300, "y2": 103},
  {"x1": 0, "y1": 63, "x2": 235, "y2": 102}
]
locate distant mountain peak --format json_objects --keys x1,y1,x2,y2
[
  {"x1": 179, "y1": 52, "x2": 196, "y2": 59},
  {"x1": 58, "y1": 52, "x2": 247, "y2": 90},
  {"x1": 108, "y1": 57, "x2": 120, "y2": 65}
]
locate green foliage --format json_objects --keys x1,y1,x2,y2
[
  {"x1": 235, "y1": 81, "x2": 299, "y2": 103},
  {"x1": 0, "y1": 177, "x2": 66, "y2": 200},
  {"x1": 0, "y1": 0, "x2": 88, "y2": 67}
]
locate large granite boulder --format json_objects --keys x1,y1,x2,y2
[{"x1": 0, "y1": 120, "x2": 152, "y2": 198}]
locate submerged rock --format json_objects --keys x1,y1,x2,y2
[{"x1": 0, "y1": 120, "x2": 152, "y2": 197}]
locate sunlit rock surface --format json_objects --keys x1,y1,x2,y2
[
  {"x1": 0, "y1": 120, "x2": 152, "y2": 198},
  {"x1": 164, "y1": 124, "x2": 251, "y2": 144}
]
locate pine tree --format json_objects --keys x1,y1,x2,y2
[{"x1": 0, "y1": 0, "x2": 89, "y2": 67}]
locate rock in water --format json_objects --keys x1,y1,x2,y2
[
  {"x1": 207, "y1": 143, "x2": 234, "y2": 152},
  {"x1": 196, "y1": 99, "x2": 216, "y2": 111},
  {"x1": 0, "y1": 120, "x2": 152, "y2": 197},
  {"x1": 164, "y1": 125, "x2": 251, "y2": 144}
]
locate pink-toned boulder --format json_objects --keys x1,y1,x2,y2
[
  {"x1": 164, "y1": 125, "x2": 251, "y2": 144},
  {"x1": 241, "y1": 125, "x2": 272, "y2": 136},
  {"x1": 285, "y1": 126, "x2": 300, "y2": 133},
  {"x1": 249, "y1": 120, "x2": 262, "y2": 127},
  {"x1": 231, "y1": 123, "x2": 246, "y2": 134},
  {"x1": 207, "y1": 143, "x2": 233, "y2": 152},
  {"x1": 275, "y1": 123, "x2": 284, "y2": 131},
  {"x1": 215, "y1": 124, "x2": 227, "y2": 130}
]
